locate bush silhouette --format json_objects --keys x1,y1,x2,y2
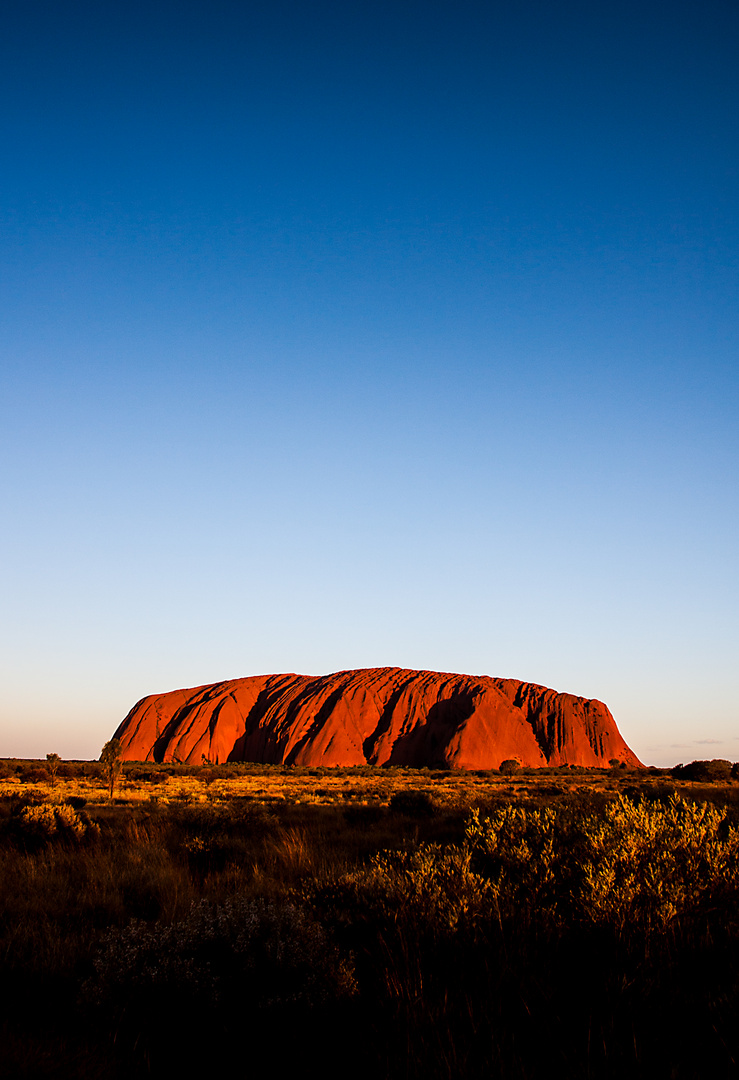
[
  {"x1": 672, "y1": 759, "x2": 733, "y2": 782},
  {"x1": 388, "y1": 790, "x2": 436, "y2": 817}
]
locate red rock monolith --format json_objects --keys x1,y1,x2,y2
[{"x1": 113, "y1": 667, "x2": 641, "y2": 769}]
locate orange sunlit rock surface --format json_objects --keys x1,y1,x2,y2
[{"x1": 114, "y1": 667, "x2": 641, "y2": 769}]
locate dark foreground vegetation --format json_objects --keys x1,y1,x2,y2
[{"x1": 1, "y1": 760, "x2": 738, "y2": 1079}]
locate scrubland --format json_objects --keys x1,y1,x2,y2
[{"x1": 0, "y1": 759, "x2": 738, "y2": 1079}]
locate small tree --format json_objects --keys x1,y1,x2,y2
[
  {"x1": 499, "y1": 759, "x2": 521, "y2": 775},
  {"x1": 46, "y1": 753, "x2": 62, "y2": 788},
  {"x1": 100, "y1": 739, "x2": 123, "y2": 799}
]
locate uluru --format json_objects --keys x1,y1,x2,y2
[{"x1": 113, "y1": 667, "x2": 641, "y2": 770}]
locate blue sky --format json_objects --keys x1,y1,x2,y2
[{"x1": 1, "y1": 0, "x2": 737, "y2": 764}]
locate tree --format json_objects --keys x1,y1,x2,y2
[
  {"x1": 46, "y1": 753, "x2": 61, "y2": 788},
  {"x1": 100, "y1": 738, "x2": 123, "y2": 799}
]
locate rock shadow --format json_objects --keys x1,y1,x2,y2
[{"x1": 385, "y1": 693, "x2": 476, "y2": 767}]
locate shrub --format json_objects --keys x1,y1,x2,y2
[
  {"x1": 17, "y1": 764, "x2": 50, "y2": 784},
  {"x1": 672, "y1": 759, "x2": 733, "y2": 783},
  {"x1": 86, "y1": 897, "x2": 356, "y2": 1017},
  {"x1": 329, "y1": 843, "x2": 494, "y2": 934},
  {"x1": 199, "y1": 765, "x2": 232, "y2": 783},
  {"x1": 125, "y1": 765, "x2": 161, "y2": 784},
  {"x1": 388, "y1": 790, "x2": 436, "y2": 818},
  {"x1": 475, "y1": 794, "x2": 739, "y2": 932},
  {"x1": 79, "y1": 761, "x2": 103, "y2": 779},
  {"x1": 12, "y1": 802, "x2": 98, "y2": 848},
  {"x1": 464, "y1": 803, "x2": 563, "y2": 924},
  {"x1": 498, "y1": 759, "x2": 520, "y2": 775},
  {"x1": 322, "y1": 794, "x2": 739, "y2": 943},
  {"x1": 576, "y1": 793, "x2": 739, "y2": 930}
]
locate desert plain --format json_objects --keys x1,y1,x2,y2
[{"x1": 1, "y1": 751, "x2": 738, "y2": 1080}]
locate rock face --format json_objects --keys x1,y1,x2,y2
[{"x1": 114, "y1": 668, "x2": 641, "y2": 769}]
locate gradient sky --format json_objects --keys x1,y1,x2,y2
[{"x1": 1, "y1": 0, "x2": 737, "y2": 765}]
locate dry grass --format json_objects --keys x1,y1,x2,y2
[
  {"x1": 2, "y1": 758, "x2": 732, "y2": 811},
  {"x1": 0, "y1": 760, "x2": 738, "y2": 1079}
]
